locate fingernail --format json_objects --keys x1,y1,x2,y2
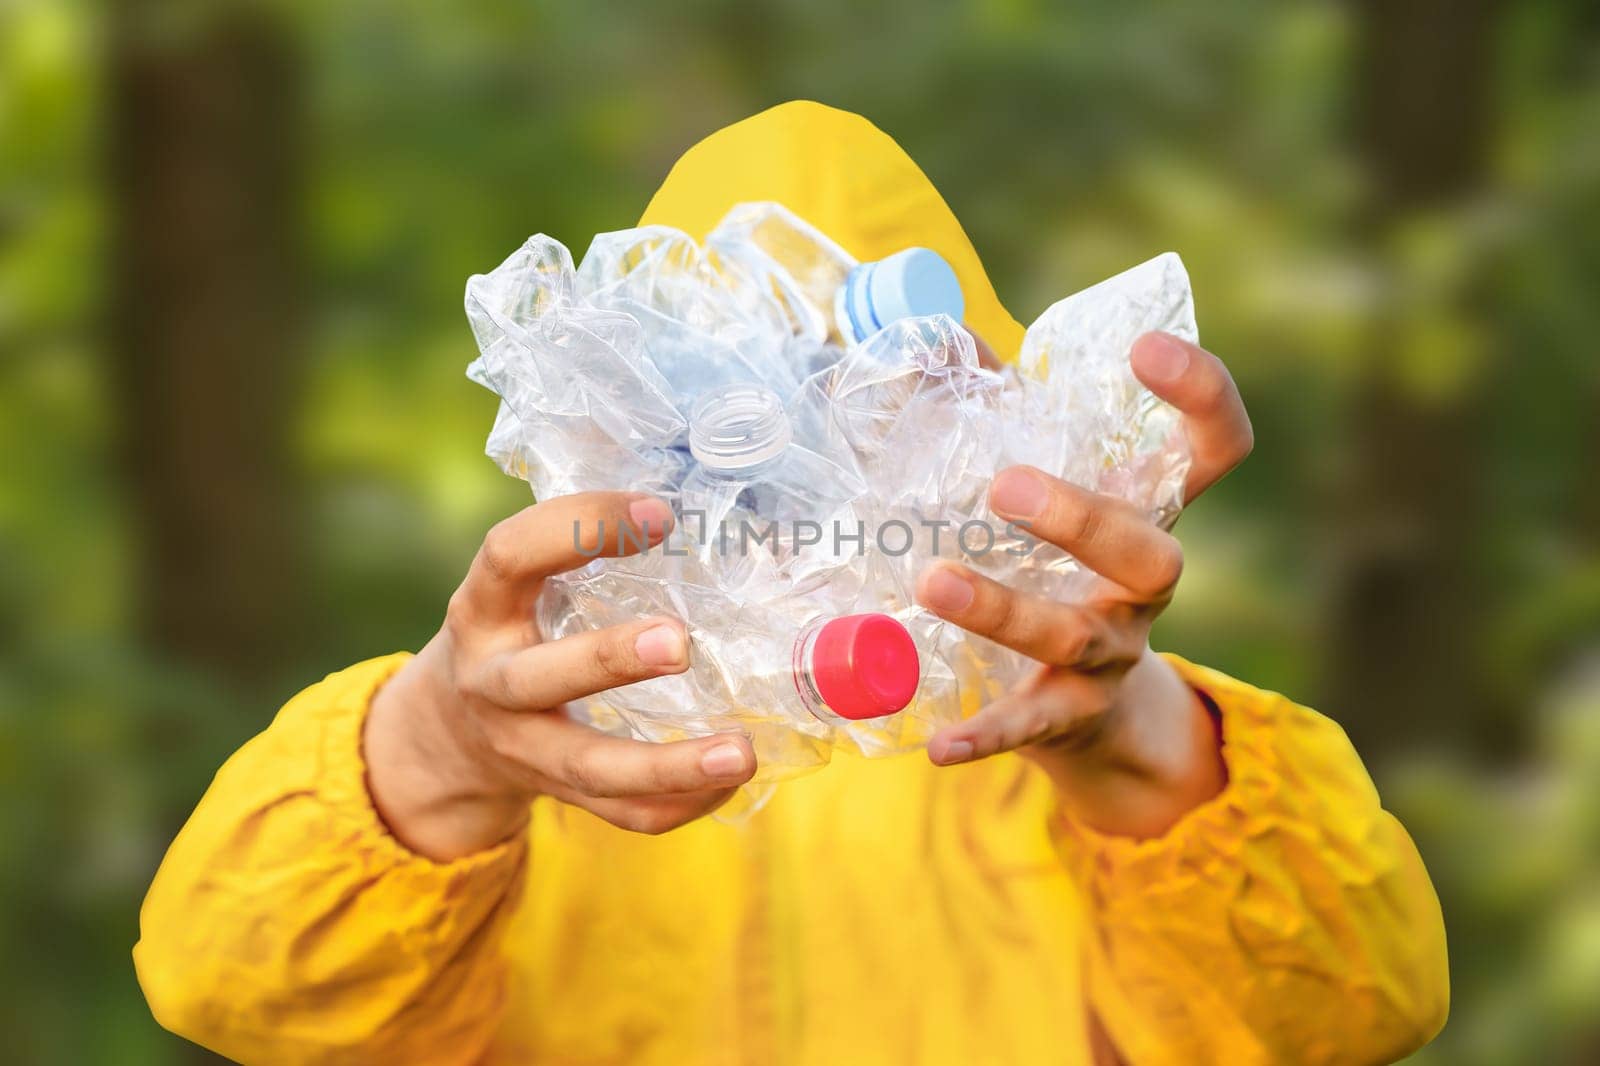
[
  {"x1": 920, "y1": 566, "x2": 976, "y2": 613},
  {"x1": 635, "y1": 623, "x2": 685, "y2": 667},
  {"x1": 990, "y1": 467, "x2": 1049, "y2": 519},
  {"x1": 937, "y1": 739, "x2": 975, "y2": 765},
  {"x1": 628, "y1": 497, "x2": 674, "y2": 541},
  {"x1": 1133, "y1": 332, "x2": 1190, "y2": 385},
  {"x1": 700, "y1": 742, "x2": 749, "y2": 779}
]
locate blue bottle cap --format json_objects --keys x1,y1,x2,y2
[{"x1": 836, "y1": 247, "x2": 965, "y2": 344}]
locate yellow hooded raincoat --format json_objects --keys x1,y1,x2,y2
[{"x1": 134, "y1": 102, "x2": 1450, "y2": 1066}]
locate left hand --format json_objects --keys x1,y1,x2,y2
[{"x1": 914, "y1": 331, "x2": 1254, "y2": 839}]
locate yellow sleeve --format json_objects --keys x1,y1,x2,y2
[
  {"x1": 133, "y1": 655, "x2": 528, "y2": 1066},
  {"x1": 1057, "y1": 656, "x2": 1450, "y2": 1065}
]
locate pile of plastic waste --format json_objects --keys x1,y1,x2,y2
[{"x1": 465, "y1": 202, "x2": 1194, "y2": 788}]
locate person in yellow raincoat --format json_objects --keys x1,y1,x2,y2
[{"x1": 134, "y1": 101, "x2": 1449, "y2": 1065}]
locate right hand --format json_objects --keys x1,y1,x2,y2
[{"x1": 365, "y1": 491, "x2": 758, "y2": 861}]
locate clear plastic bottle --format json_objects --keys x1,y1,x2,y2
[
  {"x1": 679, "y1": 382, "x2": 864, "y2": 552},
  {"x1": 706, "y1": 203, "x2": 856, "y2": 345},
  {"x1": 707, "y1": 204, "x2": 967, "y2": 349}
]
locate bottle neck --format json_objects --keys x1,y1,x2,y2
[
  {"x1": 688, "y1": 382, "x2": 792, "y2": 476},
  {"x1": 791, "y1": 624, "x2": 830, "y2": 721}
]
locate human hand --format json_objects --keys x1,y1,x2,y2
[
  {"x1": 365, "y1": 492, "x2": 757, "y2": 861},
  {"x1": 914, "y1": 332, "x2": 1254, "y2": 838}
]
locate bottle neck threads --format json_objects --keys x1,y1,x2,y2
[{"x1": 688, "y1": 382, "x2": 792, "y2": 474}]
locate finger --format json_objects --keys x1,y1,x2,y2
[
  {"x1": 1129, "y1": 332, "x2": 1254, "y2": 501},
  {"x1": 916, "y1": 562, "x2": 1139, "y2": 668},
  {"x1": 927, "y1": 673, "x2": 1114, "y2": 765},
  {"x1": 966, "y1": 328, "x2": 1002, "y2": 371},
  {"x1": 555, "y1": 787, "x2": 742, "y2": 836},
  {"x1": 987, "y1": 467, "x2": 1185, "y2": 601},
  {"x1": 479, "y1": 617, "x2": 689, "y2": 709},
  {"x1": 496, "y1": 713, "x2": 757, "y2": 798},
  {"x1": 458, "y1": 492, "x2": 674, "y2": 622}
]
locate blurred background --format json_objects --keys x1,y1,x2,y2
[{"x1": 2, "y1": 0, "x2": 1597, "y2": 1061}]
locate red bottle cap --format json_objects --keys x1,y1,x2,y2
[{"x1": 810, "y1": 613, "x2": 920, "y2": 720}]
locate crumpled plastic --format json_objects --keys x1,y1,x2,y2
[{"x1": 465, "y1": 202, "x2": 1192, "y2": 790}]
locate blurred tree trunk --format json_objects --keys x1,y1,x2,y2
[
  {"x1": 107, "y1": 1, "x2": 306, "y2": 690},
  {"x1": 1329, "y1": 0, "x2": 1500, "y2": 757}
]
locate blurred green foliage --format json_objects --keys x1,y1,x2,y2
[{"x1": 2, "y1": 0, "x2": 1597, "y2": 1062}]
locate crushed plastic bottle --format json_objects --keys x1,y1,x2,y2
[
  {"x1": 708, "y1": 203, "x2": 965, "y2": 351},
  {"x1": 681, "y1": 383, "x2": 859, "y2": 533},
  {"x1": 465, "y1": 201, "x2": 1192, "y2": 797}
]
